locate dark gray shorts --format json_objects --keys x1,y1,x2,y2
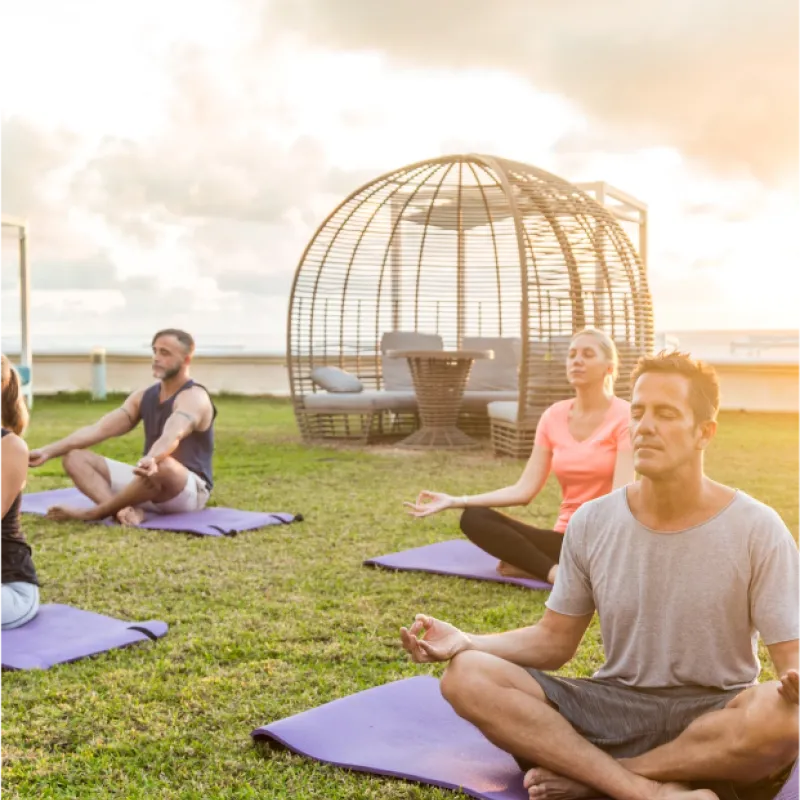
[{"x1": 525, "y1": 670, "x2": 793, "y2": 800}]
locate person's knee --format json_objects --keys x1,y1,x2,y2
[
  {"x1": 62, "y1": 449, "x2": 90, "y2": 476},
  {"x1": 441, "y1": 650, "x2": 490, "y2": 709},
  {"x1": 440, "y1": 650, "x2": 515, "y2": 715},
  {"x1": 460, "y1": 506, "x2": 494, "y2": 536},
  {"x1": 140, "y1": 473, "x2": 165, "y2": 494},
  {"x1": 731, "y1": 684, "x2": 798, "y2": 776}
]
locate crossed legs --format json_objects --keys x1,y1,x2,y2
[
  {"x1": 460, "y1": 507, "x2": 563, "y2": 583},
  {"x1": 440, "y1": 651, "x2": 797, "y2": 800},
  {"x1": 47, "y1": 449, "x2": 189, "y2": 525}
]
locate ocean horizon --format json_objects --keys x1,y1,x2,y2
[
  {"x1": 1, "y1": 334, "x2": 286, "y2": 357},
  {"x1": 2, "y1": 328, "x2": 797, "y2": 360}
]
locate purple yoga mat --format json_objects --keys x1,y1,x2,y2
[
  {"x1": 253, "y1": 676, "x2": 529, "y2": 799},
  {"x1": 21, "y1": 487, "x2": 301, "y2": 537},
  {"x1": 252, "y1": 676, "x2": 799, "y2": 800},
  {"x1": 364, "y1": 540, "x2": 552, "y2": 590},
  {"x1": 2, "y1": 603, "x2": 168, "y2": 670}
]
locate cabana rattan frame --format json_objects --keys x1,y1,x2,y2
[{"x1": 287, "y1": 154, "x2": 653, "y2": 455}]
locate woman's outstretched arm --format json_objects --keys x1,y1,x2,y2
[{"x1": 405, "y1": 444, "x2": 553, "y2": 517}]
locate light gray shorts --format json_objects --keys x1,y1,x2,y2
[
  {"x1": 525, "y1": 670, "x2": 793, "y2": 800},
  {"x1": 104, "y1": 458, "x2": 210, "y2": 514},
  {"x1": 2, "y1": 582, "x2": 40, "y2": 630}
]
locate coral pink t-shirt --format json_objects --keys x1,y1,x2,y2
[{"x1": 534, "y1": 396, "x2": 632, "y2": 533}]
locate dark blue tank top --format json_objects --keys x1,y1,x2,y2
[
  {"x1": 2, "y1": 428, "x2": 38, "y2": 585},
  {"x1": 140, "y1": 380, "x2": 217, "y2": 490}
]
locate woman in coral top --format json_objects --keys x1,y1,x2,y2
[{"x1": 404, "y1": 328, "x2": 634, "y2": 585}]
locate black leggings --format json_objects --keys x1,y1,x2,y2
[{"x1": 459, "y1": 507, "x2": 563, "y2": 581}]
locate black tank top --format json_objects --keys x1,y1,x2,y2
[
  {"x1": 140, "y1": 380, "x2": 217, "y2": 489},
  {"x1": 2, "y1": 428, "x2": 38, "y2": 586}
]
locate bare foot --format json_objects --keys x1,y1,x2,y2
[
  {"x1": 523, "y1": 768, "x2": 718, "y2": 800},
  {"x1": 115, "y1": 506, "x2": 146, "y2": 526},
  {"x1": 655, "y1": 783, "x2": 718, "y2": 800},
  {"x1": 524, "y1": 767, "x2": 596, "y2": 800},
  {"x1": 497, "y1": 560, "x2": 539, "y2": 580},
  {"x1": 46, "y1": 505, "x2": 95, "y2": 522}
]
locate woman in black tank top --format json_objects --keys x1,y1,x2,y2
[{"x1": 1, "y1": 355, "x2": 40, "y2": 630}]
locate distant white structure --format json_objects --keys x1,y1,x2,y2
[
  {"x1": 655, "y1": 329, "x2": 798, "y2": 413},
  {"x1": 653, "y1": 333, "x2": 681, "y2": 353},
  {"x1": 4, "y1": 329, "x2": 797, "y2": 413},
  {"x1": 665, "y1": 329, "x2": 797, "y2": 364}
]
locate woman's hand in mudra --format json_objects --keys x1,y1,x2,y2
[{"x1": 404, "y1": 491, "x2": 459, "y2": 517}]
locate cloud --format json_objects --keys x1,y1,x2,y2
[
  {"x1": 0, "y1": 264, "x2": 19, "y2": 292},
  {"x1": 68, "y1": 45, "x2": 341, "y2": 242},
  {"x1": 1, "y1": 274, "x2": 286, "y2": 353},
  {"x1": 72, "y1": 132, "x2": 330, "y2": 233},
  {"x1": 52, "y1": 41, "x2": 378, "y2": 316},
  {"x1": 4, "y1": 4, "x2": 797, "y2": 347},
  {"x1": 1, "y1": 116, "x2": 100, "y2": 258},
  {"x1": 28, "y1": 253, "x2": 121, "y2": 291},
  {"x1": 2, "y1": 117, "x2": 130, "y2": 299},
  {"x1": 1, "y1": 39, "x2": 377, "y2": 354},
  {"x1": 262, "y1": 0, "x2": 798, "y2": 184},
  {"x1": 1, "y1": 116, "x2": 80, "y2": 215}
]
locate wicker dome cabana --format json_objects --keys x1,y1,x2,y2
[{"x1": 288, "y1": 154, "x2": 653, "y2": 455}]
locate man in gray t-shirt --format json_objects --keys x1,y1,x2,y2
[
  {"x1": 400, "y1": 352, "x2": 798, "y2": 800},
  {"x1": 550, "y1": 488, "x2": 797, "y2": 693}
]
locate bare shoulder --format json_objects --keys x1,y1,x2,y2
[
  {"x1": 172, "y1": 385, "x2": 214, "y2": 431},
  {"x1": 2, "y1": 431, "x2": 29, "y2": 461},
  {"x1": 125, "y1": 387, "x2": 147, "y2": 409},
  {"x1": 179, "y1": 385, "x2": 213, "y2": 408}
]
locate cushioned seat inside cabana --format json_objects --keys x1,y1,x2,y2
[{"x1": 301, "y1": 331, "x2": 522, "y2": 442}]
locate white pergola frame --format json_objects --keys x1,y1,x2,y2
[
  {"x1": 1, "y1": 214, "x2": 32, "y2": 405},
  {"x1": 575, "y1": 182, "x2": 648, "y2": 270}
]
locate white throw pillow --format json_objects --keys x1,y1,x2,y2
[{"x1": 310, "y1": 366, "x2": 364, "y2": 394}]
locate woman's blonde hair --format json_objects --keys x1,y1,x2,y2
[
  {"x1": 1, "y1": 354, "x2": 29, "y2": 435},
  {"x1": 569, "y1": 327, "x2": 619, "y2": 393}
]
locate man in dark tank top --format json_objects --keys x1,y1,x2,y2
[{"x1": 30, "y1": 329, "x2": 217, "y2": 526}]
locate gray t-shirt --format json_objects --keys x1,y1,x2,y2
[{"x1": 547, "y1": 488, "x2": 799, "y2": 690}]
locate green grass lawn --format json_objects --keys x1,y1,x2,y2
[{"x1": 3, "y1": 397, "x2": 798, "y2": 799}]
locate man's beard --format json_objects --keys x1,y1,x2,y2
[{"x1": 157, "y1": 365, "x2": 182, "y2": 381}]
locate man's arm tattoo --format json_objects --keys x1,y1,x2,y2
[
  {"x1": 119, "y1": 406, "x2": 135, "y2": 424},
  {"x1": 175, "y1": 410, "x2": 196, "y2": 425}
]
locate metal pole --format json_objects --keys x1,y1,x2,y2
[
  {"x1": 19, "y1": 224, "x2": 32, "y2": 407},
  {"x1": 390, "y1": 196, "x2": 402, "y2": 330},
  {"x1": 91, "y1": 348, "x2": 107, "y2": 400}
]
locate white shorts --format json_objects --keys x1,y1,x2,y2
[{"x1": 104, "y1": 458, "x2": 211, "y2": 515}]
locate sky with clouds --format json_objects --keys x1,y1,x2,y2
[{"x1": 1, "y1": 0, "x2": 798, "y2": 353}]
